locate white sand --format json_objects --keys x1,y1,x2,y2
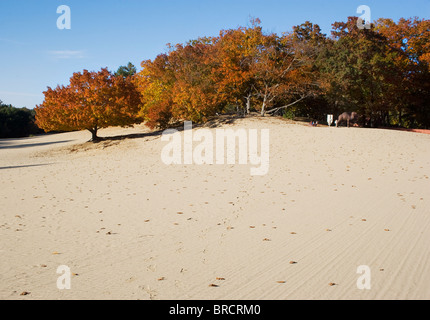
[{"x1": 1, "y1": 117, "x2": 429, "y2": 300}]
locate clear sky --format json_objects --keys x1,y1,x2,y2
[{"x1": 1, "y1": 0, "x2": 429, "y2": 109}]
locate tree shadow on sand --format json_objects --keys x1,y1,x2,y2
[
  {"x1": 0, "y1": 163, "x2": 55, "y2": 170},
  {"x1": 0, "y1": 140, "x2": 74, "y2": 150},
  {"x1": 92, "y1": 115, "x2": 241, "y2": 143}
]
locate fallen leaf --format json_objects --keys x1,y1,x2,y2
[
  {"x1": 329, "y1": 283, "x2": 337, "y2": 286},
  {"x1": 20, "y1": 291, "x2": 31, "y2": 296},
  {"x1": 277, "y1": 281, "x2": 286, "y2": 284},
  {"x1": 216, "y1": 277, "x2": 225, "y2": 281}
]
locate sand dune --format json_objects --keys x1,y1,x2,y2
[{"x1": 1, "y1": 117, "x2": 429, "y2": 300}]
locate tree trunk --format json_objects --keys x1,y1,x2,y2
[
  {"x1": 88, "y1": 126, "x2": 99, "y2": 142},
  {"x1": 246, "y1": 95, "x2": 251, "y2": 115},
  {"x1": 261, "y1": 95, "x2": 267, "y2": 117}
]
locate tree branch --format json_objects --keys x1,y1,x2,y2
[{"x1": 265, "y1": 95, "x2": 307, "y2": 114}]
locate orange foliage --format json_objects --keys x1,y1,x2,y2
[{"x1": 35, "y1": 68, "x2": 142, "y2": 140}]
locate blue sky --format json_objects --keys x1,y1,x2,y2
[{"x1": 0, "y1": 0, "x2": 429, "y2": 109}]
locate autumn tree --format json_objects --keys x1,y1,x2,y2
[
  {"x1": 213, "y1": 19, "x2": 323, "y2": 117},
  {"x1": 213, "y1": 19, "x2": 263, "y2": 115},
  {"x1": 258, "y1": 22, "x2": 325, "y2": 116},
  {"x1": 36, "y1": 68, "x2": 142, "y2": 141},
  {"x1": 374, "y1": 17, "x2": 430, "y2": 127},
  {"x1": 136, "y1": 38, "x2": 224, "y2": 129},
  {"x1": 136, "y1": 53, "x2": 176, "y2": 129},
  {"x1": 169, "y1": 38, "x2": 224, "y2": 122}
]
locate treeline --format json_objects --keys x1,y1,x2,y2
[
  {"x1": 36, "y1": 16, "x2": 430, "y2": 141},
  {"x1": 0, "y1": 100, "x2": 42, "y2": 138}
]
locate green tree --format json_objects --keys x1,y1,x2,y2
[
  {"x1": 319, "y1": 17, "x2": 399, "y2": 126},
  {"x1": 115, "y1": 62, "x2": 137, "y2": 78},
  {"x1": 0, "y1": 101, "x2": 41, "y2": 138}
]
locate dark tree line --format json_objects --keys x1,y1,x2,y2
[{"x1": 0, "y1": 100, "x2": 42, "y2": 138}]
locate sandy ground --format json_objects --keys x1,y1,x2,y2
[{"x1": 1, "y1": 117, "x2": 430, "y2": 300}]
